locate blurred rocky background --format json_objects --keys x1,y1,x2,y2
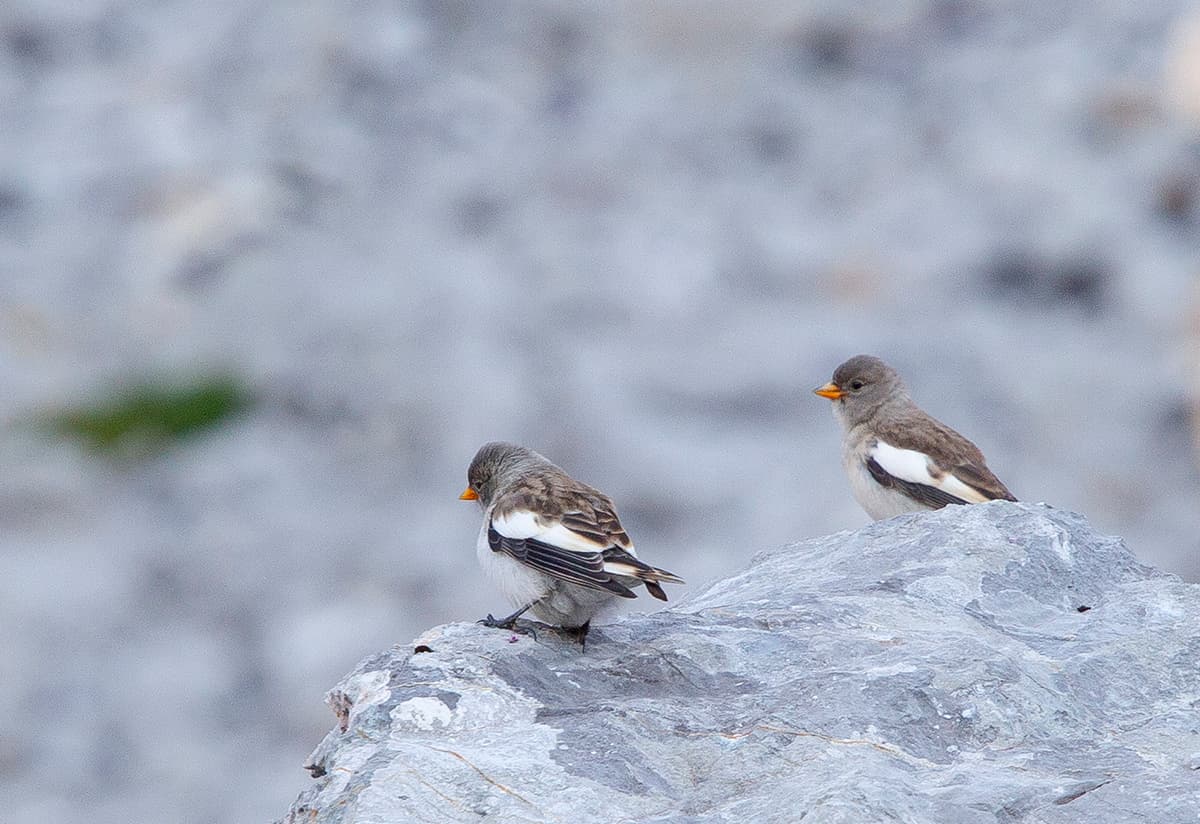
[{"x1": 2, "y1": 1, "x2": 1199, "y2": 822}]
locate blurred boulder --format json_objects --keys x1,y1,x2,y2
[
  {"x1": 1167, "y1": 11, "x2": 1200, "y2": 126},
  {"x1": 279, "y1": 503, "x2": 1200, "y2": 823},
  {"x1": 1191, "y1": 282, "x2": 1200, "y2": 465},
  {"x1": 983, "y1": 249, "x2": 1111, "y2": 315}
]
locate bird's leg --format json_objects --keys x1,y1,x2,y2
[
  {"x1": 565, "y1": 620, "x2": 591, "y2": 651},
  {"x1": 478, "y1": 602, "x2": 538, "y2": 639}
]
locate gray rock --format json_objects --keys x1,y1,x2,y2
[{"x1": 278, "y1": 503, "x2": 1200, "y2": 823}]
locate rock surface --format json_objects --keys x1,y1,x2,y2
[{"x1": 278, "y1": 503, "x2": 1200, "y2": 823}]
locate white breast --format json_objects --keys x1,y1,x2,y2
[
  {"x1": 844, "y1": 454, "x2": 929, "y2": 520},
  {"x1": 475, "y1": 523, "x2": 550, "y2": 610},
  {"x1": 841, "y1": 429, "x2": 934, "y2": 520}
]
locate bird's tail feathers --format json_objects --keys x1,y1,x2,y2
[{"x1": 602, "y1": 555, "x2": 684, "y2": 601}]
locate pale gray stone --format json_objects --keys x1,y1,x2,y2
[{"x1": 279, "y1": 502, "x2": 1200, "y2": 823}]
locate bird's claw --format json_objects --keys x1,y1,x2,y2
[
  {"x1": 477, "y1": 614, "x2": 537, "y2": 640},
  {"x1": 477, "y1": 613, "x2": 513, "y2": 629}
]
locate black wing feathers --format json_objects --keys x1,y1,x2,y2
[
  {"x1": 865, "y1": 456, "x2": 971, "y2": 509},
  {"x1": 487, "y1": 525, "x2": 637, "y2": 597},
  {"x1": 951, "y1": 462, "x2": 1018, "y2": 502}
]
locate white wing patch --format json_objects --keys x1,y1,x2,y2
[
  {"x1": 870, "y1": 440, "x2": 989, "y2": 503},
  {"x1": 871, "y1": 441, "x2": 935, "y2": 484},
  {"x1": 490, "y1": 509, "x2": 541, "y2": 539},
  {"x1": 491, "y1": 509, "x2": 610, "y2": 553},
  {"x1": 602, "y1": 560, "x2": 643, "y2": 577},
  {"x1": 936, "y1": 473, "x2": 991, "y2": 503}
]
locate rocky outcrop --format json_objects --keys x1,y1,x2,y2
[{"x1": 278, "y1": 503, "x2": 1200, "y2": 823}]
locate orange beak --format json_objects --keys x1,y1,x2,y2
[
  {"x1": 459, "y1": 487, "x2": 479, "y2": 501},
  {"x1": 814, "y1": 382, "x2": 845, "y2": 400}
]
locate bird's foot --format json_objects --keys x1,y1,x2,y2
[
  {"x1": 564, "y1": 620, "x2": 591, "y2": 651},
  {"x1": 477, "y1": 613, "x2": 538, "y2": 640}
]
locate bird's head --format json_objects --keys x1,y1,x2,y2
[
  {"x1": 460, "y1": 441, "x2": 540, "y2": 508},
  {"x1": 814, "y1": 355, "x2": 906, "y2": 427}
]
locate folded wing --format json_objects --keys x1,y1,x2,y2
[
  {"x1": 867, "y1": 439, "x2": 1014, "y2": 507},
  {"x1": 489, "y1": 501, "x2": 683, "y2": 600}
]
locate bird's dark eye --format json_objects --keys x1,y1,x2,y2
[{"x1": 849, "y1": 379, "x2": 865, "y2": 390}]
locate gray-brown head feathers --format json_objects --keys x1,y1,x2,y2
[
  {"x1": 464, "y1": 441, "x2": 555, "y2": 508},
  {"x1": 817, "y1": 355, "x2": 910, "y2": 429}
]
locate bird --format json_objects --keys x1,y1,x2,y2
[
  {"x1": 814, "y1": 355, "x2": 1016, "y2": 520},
  {"x1": 459, "y1": 441, "x2": 684, "y2": 646}
]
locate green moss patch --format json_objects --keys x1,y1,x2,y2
[{"x1": 45, "y1": 373, "x2": 253, "y2": 454}]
